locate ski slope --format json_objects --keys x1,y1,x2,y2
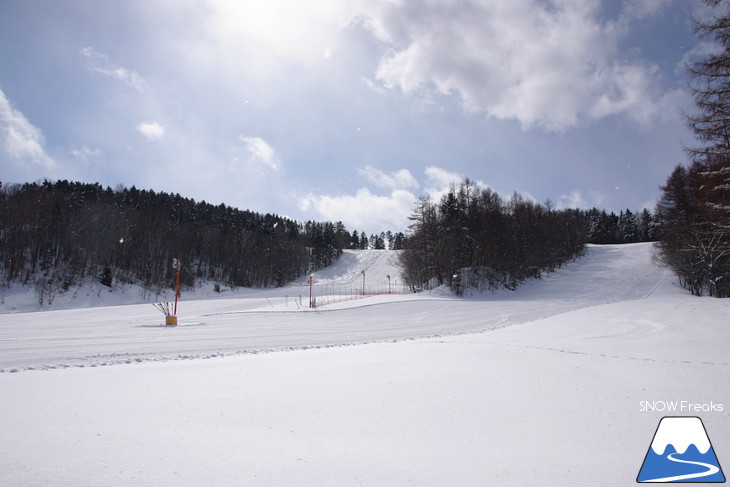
[
  {"x1": 0, "y1": 245, "x2": 674, "y2": 371},
  {"x1": 311, "y1": 249, "x2": 407, "y2": 291},
  {"x1": 1, "y1": 243, "x2": 729, "y2": 486}
]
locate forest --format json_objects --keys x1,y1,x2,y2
[
  {"x1": 0, "y1": 180, "x2": 354, "y2": 303},
  {"x1": 397, "y1": 180, "x2": 656, "y2": 294},
  {"x1": 0, "y1": 179, "x2": 659, "y2": 303}
]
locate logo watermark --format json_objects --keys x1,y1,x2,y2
[
  {"x1": 636, "y1": 416, "x2": 725, "y2": 483},
  {"x1": 639, "y1": 401, "x2": 724, "y2": 413}
]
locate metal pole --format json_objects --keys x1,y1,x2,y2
[
  {"x1": 173, "y1": 261, "x2": 181, "y2": 315},
  {"x1": 361, "y1": 270, "x2": 365, "y2": 296}
]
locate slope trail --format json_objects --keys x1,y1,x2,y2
[
  {"x1": 0, "y1": 243, "x2": 676, "y2": 371},
  {"x1": 309, "y1": 250, "x2": 406, "y2": 292}
]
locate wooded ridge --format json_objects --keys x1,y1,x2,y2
[
  {"x1": 0, "y1": 180, "x2": 350, "y2": 303},
  {"x1": 0, "y1": 179, "x2": 659, "y2": 304}
]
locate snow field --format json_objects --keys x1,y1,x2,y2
[
  {"x1": 0, "y1": 249, "x2": 407, "y2": 315},
  {"x1": 1, "y1": 243, "x2": 728, "y2": 486}
]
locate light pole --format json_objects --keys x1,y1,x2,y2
[
  {"x1": 387, "y1": 274, "x2": 391, "y2": 294},
  {"x1": 361, "y1": 270, "x2": 365, "y2": 296}
]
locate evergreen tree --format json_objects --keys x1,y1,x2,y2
[
  {"x1": 618, "y1": 209, "x2": 639, "y2": 243},
  {"x1": 392, "y1": 232, "x2": 406, "y2": 250},
  {"x1": 359, "y1": 232, "x2": 369, "y2": 250},
  {"x1": 638, "y1": 209, "x2": 657, "y2": 242}
]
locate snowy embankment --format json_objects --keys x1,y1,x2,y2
[{"x1": 1, "y1": 243, "x2": 728, "y2": 486}]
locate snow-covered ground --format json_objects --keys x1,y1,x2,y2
[
  {"x1": 1, "y1": 243, "x2": 728, "y2": 486},
  {"x1": 0, "y1": 249, "x2": 408, "y2": 314}
]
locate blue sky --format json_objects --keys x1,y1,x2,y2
[{"x1": 0, "y1": 0, "x2": 715, "y2": 234}]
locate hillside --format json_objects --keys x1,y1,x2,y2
[
  {"x1": 0, "y1": 180, "x2": 349, "y2": 299},
  {"x1": 1, "y1": 242, "x2": 728, "y2": 486}
]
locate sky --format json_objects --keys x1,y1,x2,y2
[{"x1": 0, "y1": 0, "x2": 718, "y2": 235}]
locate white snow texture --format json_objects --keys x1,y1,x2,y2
[{"x1": 0, "y1": 243, "x2": 728, "y2": 486}]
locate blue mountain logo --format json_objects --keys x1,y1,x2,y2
[{"x1": 637, "y1": 416, "x2": 725, "y2": 483}]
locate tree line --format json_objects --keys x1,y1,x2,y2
[
  {"x1": 399, "y1": 181, "x2": 588, "y2": 294},
  {"x1": 0, "y1": 178, "x2": 663, "y2": 304},
  {"x1": 585, "y1": 208, "x2": 656, "y2": 244},
  {"x1": 654, "y1": 0, "x2": 729, "y2": 298},
  {"x1": 349, "y1": 230, "x2": 406, "y2": 250},
  {"x1": 0, "y1": 180, "x2": 351, "y2": 303},
  {"x1": 655, "y1": 162, "x2": 729, "y2": 297},
  {"x1": 398, "y1": 180, "x2": 659, "y2": 295}
]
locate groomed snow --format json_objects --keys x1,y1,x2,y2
[{"x1": 1, "y1": 243, "x2": 728, "y2": 486}]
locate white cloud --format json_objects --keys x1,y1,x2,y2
[
  {"x1": 136, "y1": 121, "x2": 165, "y2": 142},
  {"x1": 355, "y1": 0, "x2": 669, "y2": 131},
  {"x1": 422, "y1": 166, "x2": 499, "y2": 203},
  {"x1": 241, "y1": 136, "x2": 281, "y2": 171},
  {"x1": 359, "y1": 165, "x2": 418, "y2": 189},
  {"x1": 0, "y1": 88, "x2": 55, "y2": 168},
  {"x1": 424, "y1": 166, "x2": 462, "y2": 189},
  {"x1": 299, "y1": 187, "x2": 416, "y2": 232},
  {"x1": 70, "y1": 145, "x2": 101, "y2": 159},
  {"x1": 423, "y1": 165, "x2": 467, "y2": 202},
  {"x1": 81, "y1": 46, "x2": 146, "y2": 92},
  {"x1": 298, "y1": 165, "x2": 490, "y2": 232}
]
